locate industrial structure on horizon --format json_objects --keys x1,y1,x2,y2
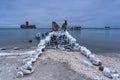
[{"x1": 20, "y1": 21, "x2": 36, "y2": 29}]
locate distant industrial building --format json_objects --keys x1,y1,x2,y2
[{"x1": 20, "y1": 21, "x2": 36, "y2": 29}]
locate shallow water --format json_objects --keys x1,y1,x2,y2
[{"x1": 0, "y1": 28, "x2": 120, "y2": 54}]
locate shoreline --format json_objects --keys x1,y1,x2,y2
[
  {"x1": 0, "y1": 49, "x2": 120, "y2": 80},
  {"x1": 0, "y1": 48, "x2": 120, "y2": 58},
  {"x1": 0, "y1": 49, "x2": 35, "y2": 56}
]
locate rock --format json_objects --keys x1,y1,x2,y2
[
  {"x1": 35, "y1": 33, "x2": 41, "y2": 39},
  {"x1": 13, "y1": 47, "x2": 20, "y2": 50},
  {"x1": 17, "y1": 71, "x2": 24, "y2": 78},
  {"x1": 42, "y1": 33, "x2": 45, "y2": 38},
  {"x1": 89, "y1": 54, "x2": 101, "y2": 66},
  {"x1": 1, "y1": 47, "x2": 7, "y2": 50},
  {"x1": 28, "y1": 40, "x2": 32, "y2": 43},
  {"x1": 45, "y1": 32, "x2": 49, "y2": 36},
  {"x1": 52, "y1": 21, "x2": 59, "y2": 31}
]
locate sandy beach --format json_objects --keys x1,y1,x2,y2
[{"x1": 0, "y1": 49, "x2": 120, "y2": 80}]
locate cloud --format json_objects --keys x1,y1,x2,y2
[{"x1": 0, "y1": 0, "x2": 120, "y2": 28}]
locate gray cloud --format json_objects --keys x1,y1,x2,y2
[{"x1": 0, "y1": 0, "x2": 120, "y2": 28}]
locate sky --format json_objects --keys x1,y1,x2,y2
[{"x1": 0, "y1": 0, "x2": 120, "y2": 28}]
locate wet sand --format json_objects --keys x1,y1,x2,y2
[{"x1": 0, "y1": 49, "x2": 120, "y2": 80}]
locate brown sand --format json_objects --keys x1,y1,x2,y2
[{"x1": 0, "y1": 49, "x2": 120, "y2": 80}]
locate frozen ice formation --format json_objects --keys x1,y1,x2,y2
[
  {"x1": 17, "y1": 30, "x2": 119, "y2": 79},
  {"x1": 99, "y1": 66, "x2": 120, "y2": 80},
  {"x1": 17, "y1": 30, "x2": 102, "y2": 77},
  {"x1": 17, "y1": 31, "x2": 54, "y2": 78}
]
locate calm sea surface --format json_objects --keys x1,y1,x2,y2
[{"x1": 0, "y1": 28, "x2": 120, "y2": 54}]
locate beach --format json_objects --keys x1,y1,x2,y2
[
  {"x1": 0, "y1": 0, "x2": 120, "y2": 79},
  {"x1": 0, "y1": 49, "x2": 120, "y2": 80}
]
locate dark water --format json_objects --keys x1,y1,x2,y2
[
  {"x1": 0, "y1": 28, "x2": 51, "y2": 49},
  {"x1": 0, "y1": 28, "x2": 120, "y2": 54},
  {"x1": 69, "y1": 29, "x2": 120, "y2": 54}
]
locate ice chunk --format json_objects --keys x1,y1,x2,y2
[
  {"x1": 35, "y1": 33, "x2": 41, "y2": 39},
  {"x1": 80, "y1": 46, "x2": 91, "y2": 57},
  {"x1": 57, "y1": 45, "x2": 65, "y2": 50},
  {"x1": 29, "y1": 53, "x2": 39, "y2": 62},
  {"x1": 38, "y1": 40, "x2": 46, "y2": 47},
  {"x1": 21, "y1": 68, "x2": 33, "y2": 75},
  {"x1": 45, "y1": 36, "x2": 51, "y2": 43},
  {"x1": 103, "y1": 67, "x2": 112, "y2": 78},
  {"x1": 101, "y1": 67, "x2": 120, "y2": 79},
  {"x1": 35, "y1": 48, "x2": 42, "y2": 55},
  {"x1": 23, "y1": 58, "x2": 33, "y2": 65},
  {"x1": 19, "y1": 64, "x2": 33, "y2": 75},
  {"x1": 73, "y1": 43, "x2": 81, "y2": 51},
  {"x1": 17, "y1": 71, "x2": 24, "y2": 78},
  {"x1": 64, "y1": 31, "x2": 76, "y2": 43},
  {"x1": 112, "y1": 74, "x2": 120, "y2": 80},
  {"x1": 89, "y1": 54, "x2": 101, "y2": 66},
  {"x1": 49, "y1": 31, "x2": 55, "y2": 36}
]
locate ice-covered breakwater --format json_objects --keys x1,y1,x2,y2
[
  {"x1": 17, "y1": 31, "x2": 120, "y2": 80},
  {"x1": 17, "y1": 31, "x2": 54, "y2": 77}
]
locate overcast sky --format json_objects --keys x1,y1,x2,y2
[{"x1": 0, "y1": 0, "x2": 120, "y2": 28}]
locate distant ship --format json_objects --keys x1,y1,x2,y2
[
  {"x1": 105, "y1": 26, "x2": 111, "y2": 29},
  {"x1": 70, "y1": 26, "x2": 81, "y2": 30},
  {"x1": 20, "y1": 21, "x2": 36, "y2": 29}
]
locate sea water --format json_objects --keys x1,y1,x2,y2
[
  {"x1": 69, "y1": 29, "x2": 120, "y2": 55},
  {"x1": 0, "y1": 28, "x2": 120, "y2": 54},
  {"x1": 0, "y1": 28, "x2": 51, "y2": 49}
]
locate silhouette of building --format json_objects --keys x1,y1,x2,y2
[{"x1": 20, "y1": 21, "x2": 36, "y2": 29}]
